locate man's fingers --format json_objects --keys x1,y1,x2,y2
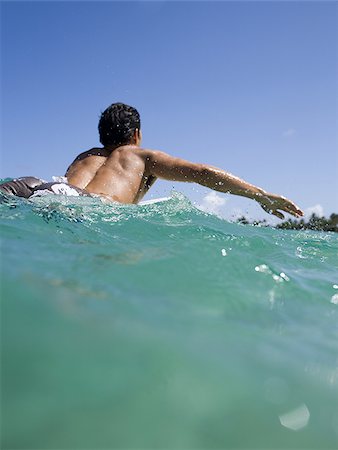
[
  {"x1": 273, "y1": 210, "x2": 285, "y2": 220},
  {"x1": 280, "y1": 199, "x2": 304, "y2": 218},
  {"x1": 283, "y1": 206, "x2": 300, "y2": 217},
  {"x1": 284, "y1": 205, "x2": 303, "y2": 218},
  {"x1": 260, "y1": 203, "x2": 272, "y2": 215},
  {"x1": 288, "y1": 206, "x2": 303, "y2": 217},
  {"x1": 284, "y1": 200, "x2": 304, "y2": 217},
  {"x1": 260, "y1": 196, "x2": 303, "y2": 220},
  {"x1": 262, "y1": 204, "x2": 285, "y2": 219}
]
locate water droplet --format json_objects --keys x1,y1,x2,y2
[
  {"x1": 296, "y1": 246, "x2": 305, "y2": 258},
  {"x1": 330, "y1": 294, "x2": 338, "y2": 305},
  {"x1": 279, "y1": 404, "x2": 310, "y2": 431},
  {"x1": 255, "y1": 264, "x2": 270, "y2": 273},
  {"x1": 279, "y1": 272, "x2": 290, "y2": 282},
  {"x1": 255, "y1": 265, "x2": 288, "y2": 283}
]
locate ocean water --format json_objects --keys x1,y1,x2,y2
[{"x1": 1, "y1": 190, "x2": 338, "y2": 449}]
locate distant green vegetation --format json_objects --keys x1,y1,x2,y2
[{"x1": 236, "y1": 213, "x2": 338, "y2": 233}]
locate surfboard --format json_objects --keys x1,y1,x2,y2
[{"x1": 139, "y1": 197, "x2": 171, "y2": 206}]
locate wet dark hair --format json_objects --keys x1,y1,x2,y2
[{"x1": 98, "y1": 102, "x2": 141, "y2": 147}]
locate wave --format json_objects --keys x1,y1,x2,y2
[{"x1": 1, "y1": 189, "x2": 338, "y2": 448}]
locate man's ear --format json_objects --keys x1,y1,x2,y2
[{"x1": 134, "y1": 128, "x2": 142, "y2": 145}]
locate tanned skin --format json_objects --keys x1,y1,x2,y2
[{"x1": 66, "y1": 129, "x2": 303, "y2": 220}]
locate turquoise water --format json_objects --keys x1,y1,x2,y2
[{"x1": 1, "y1": 191, "x2": 338, "y2": 449}]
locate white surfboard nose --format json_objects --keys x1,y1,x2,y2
[{"x1": 139, "y1": 197, "x2": 171, "y2": 205}]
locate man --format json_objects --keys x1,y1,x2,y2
[{"x1": 1, "y1": 102, "x2": 303, "y2": 219}]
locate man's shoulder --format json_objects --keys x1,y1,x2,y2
[
  {"x1": 121, "y1": 147, "x2": 163, "y2": 160},
  {"x1": 74, "y1": 147, "x2": 107, "y2": 162},
  {"x1": 113, "y1": 145, "x2": 154, "y2": 162}
]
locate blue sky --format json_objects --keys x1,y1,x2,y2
[{"x1": 1, "y1": 1, "x2": 337, "y2": 220}]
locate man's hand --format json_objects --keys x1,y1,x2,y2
[{"x1": 256, "y1": 193, "x2": 304, "y2": 219}]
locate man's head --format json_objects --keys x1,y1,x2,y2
[{"x1": 98, "y1": 102, "x2": 141, "y2": 148}]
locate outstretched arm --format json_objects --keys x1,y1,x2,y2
[{"x1": 144, "y1": 150, "x2": 303, "y2": 219}]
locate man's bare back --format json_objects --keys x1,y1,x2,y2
[{"x1": 66, "y1": 145, "x2": 155, "y2": 204}]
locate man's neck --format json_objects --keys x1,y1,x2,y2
[{"x1": 103, "y1": 143, "x2": 139, "y2": 153}]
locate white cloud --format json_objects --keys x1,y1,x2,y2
[
  {"x1": 304, "y1": 204, "x2": 324, "y2": 219},
  {"x1": 198, "y1": 191, "x2": 227, "y2": 215},
  {"x1": 282, "y1": 128, "x2": 296, "y2": 138}
]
